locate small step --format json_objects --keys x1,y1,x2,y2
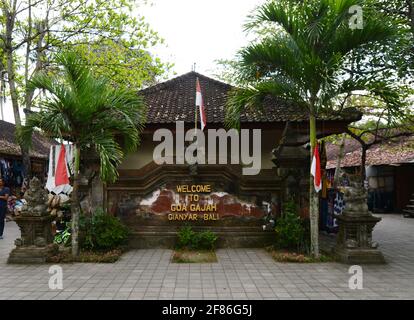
[
  {"x1": 133, "y1": 226, "x2": 265, "y2": 233},
  {"x1": 407, "y1": 205, "x2": 414, "y2": 208},
  {"x1": 403, "y1": 209, "x2": 414, "y2": 214}
]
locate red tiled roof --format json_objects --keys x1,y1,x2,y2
[
  {"x1": 326, "y1": 135, "x2": 414, "y2": 169},
  {"x1": 141, "y1": 71, "x2": 362, "y2": 125}
]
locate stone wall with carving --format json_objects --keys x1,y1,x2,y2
[
  {"x1": 108, "y1": 185, "x2": 279, "y2": 228},
  {"x1": 105, "y1": 163, "x2": 282, "y2": 229}
]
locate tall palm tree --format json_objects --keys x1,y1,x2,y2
[
  {"x1": 226, "y1": 0, "x2": 401, "y2": 257},
  {"x1": 20, "y1": 52, "x2": 146, "y2": 256}
]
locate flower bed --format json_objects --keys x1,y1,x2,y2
[
  {"x1": 266, "y1": 246, "x2": 334, "y2": 263},
  {"x1": 46, "y1": 249, "x2": 124, "y2": 263},
  {"x1": 172, "y1": 249, "x2": 217, "y2": 263}
]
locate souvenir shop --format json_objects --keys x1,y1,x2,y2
[
  {"x1": 320, "y1": 169, "x2": 346, "y2": 234},
  {"x1": 313, "y1": 141, "x2": 346, "y2": 235},
  {"x1": 0, "y1": 154, "x2": 47, "y2": 215},
  {"x1": 0, "y1": 157, "x2": 25, "y2": 189},
  {"x1": 325, "y1": 163, "x2": 414, "y2": 214},
  {"x1": 0, "y1": 119, "x2": 50, "y2": 193},
  {"x1": 0, "y1": 155, "x2": 47, "y2": 191}
]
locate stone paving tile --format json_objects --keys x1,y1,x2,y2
[{"x1": 0, "y1": 214, "x2": 414, "y2": 299}]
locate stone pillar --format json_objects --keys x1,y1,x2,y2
[
  {"x1": 8, "y1": 177, "x2": 56, "y2": 264},
  {"x1": 91, "y1": 175, "x2": 104, "y2": 212},
  {"x1": 272, "y1": 123, "x2": 310, "y2": 216},
  {"x1": 335, "y1": 175, "x2": 385, "y2": 264}
]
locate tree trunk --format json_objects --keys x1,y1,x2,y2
[
  {"x1": 7, "y1": 54, "x2": 32, "y2": 180},
  {"x1": 333, "y1": 133, "x2": 346, "y2": 188},
  {"x1": 71, "y1": 145, "x2": 81, "y2": 256},
  {"x1": 361, "y1": 145, "x2": 367, "y2": 186},
  {"x1": 4, "y1": 3, "x2": 32, "y2": 178},
  {"x1": 24, "y1": 0, "x2": 33, "y2": 111},
  {"x1": 26, "y1": 21, "x2": 46, "y2": 111},
  {"x1": 309, "y1": 113, "x2": 320, "y2": 258}
]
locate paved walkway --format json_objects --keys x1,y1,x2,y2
[{"x1": 0, "y1": 214, "x2": 413, "y2": 300}]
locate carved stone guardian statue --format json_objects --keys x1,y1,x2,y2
[
  {"x1": 335, "y1": 174, "x2": 385, "y2": 264},
  {"x1": 20, "y1": 177, "x2": 49, "y2": 217},
  {"x1": 8, "y1": 177, "x2": 56, "y2": 264}
]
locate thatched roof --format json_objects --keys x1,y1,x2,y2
[
  {"x1": 0, "y1": 120, "x2": 55, "y2": 159},
  {"x1": 326, "y1": 134, "x2": 414, "y2": 169}
]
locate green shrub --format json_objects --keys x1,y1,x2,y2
[
  {"x1": 177, "y1": 226, "x2": 196, "y2": 249},
  {"x1": 195, "y1": 231, "x2": 218, "y2": 250},
  {"x1": 176, "y1": 226, "x2": 217, "y2": 250},
  {"x1": 275, "y1": 200, "x2": 305, "y2": 251},
  {"x1": 80, "y1": 208, "x2": 129, "y2": 251}
]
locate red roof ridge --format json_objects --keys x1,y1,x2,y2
[{"x1": 140, "y1": 71, "x2": 232, "y2": 95}]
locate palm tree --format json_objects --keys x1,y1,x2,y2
[
  {"x1": 226, "y1": 0, "x2": 401, "y2": 257},
  {"x1": 20, "y1": 52, "x2": 146, "y2": 256}
]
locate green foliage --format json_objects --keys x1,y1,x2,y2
[
  {"x1": 275, "y1": 214, "x2": 303, "y2": 250},
  {"x1": 176, "y1": 226, "x2": 218, "y2": 251},
  {"x1": 195, "y1": 231, "x2": 218, "y2": 251},
  {"x1": 177, "y1": 226, "x2": 196, "y2": 249},
  {"x1": 224, "y1": 0, "x2": 406, "y2": 130},
  {"x1": 275, "y1": 200, "x2": 307, "y2": 251},
  {"x1": 1, "y1": 0, "x2": 171, "y2": 103},
  {"x1": 58, "y1": 0, "x2": 173, "y2": 88},
  {"x1": 359, "y1": 0, "x2": 414, "y2": 80},
  {"x1": 21, "y1": 51, "x2": 146, "y2": 183},
  {"x1": 80, "y1": 208, "x2": 129, "y2": 251}
]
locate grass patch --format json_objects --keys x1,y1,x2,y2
[
  {"x1": 172, "y1": 249, "x2": 217, "y2": 263},
  {"x1": 46, "y1": 249, "x2": 124, "y2": 263},
  {"x1": 265, "y1": 246, "x2": 334, "y2": 263}
]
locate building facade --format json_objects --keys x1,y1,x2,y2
[{"x1": 91, "y1": 72, "x2": 361, "y2": 247}]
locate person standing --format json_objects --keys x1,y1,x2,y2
[{"x1": 0, "y1": 178, "x2": 10, "y2": 239}]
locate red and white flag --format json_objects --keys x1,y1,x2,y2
[
  {"x1": 55, "y1": 144, "x2": 70, "y2": 186},
  {"x1": 196, "y1": 78, "x2": 207, "y2": 131},
  {"x1": 311, "y1": 143, "x2": 322, "y2": 193}
]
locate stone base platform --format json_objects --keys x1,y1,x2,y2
[
  {"x1": 335, "y1": 214, "x2": 386, "y2": 264},
  {"x1": 335, "y1": 247, "x2": 386, "y2": 264},
  {"x1": 8, "y1": 245, "x2": 57, "y2": 264},
  {"x1": 128, "y1": 226, "x2": 275, "y2": 249}
]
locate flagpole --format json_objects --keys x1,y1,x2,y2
[
  {"x1": 195, "y1": 78, "x2": 199, "y2": 163},
  {"x1": 195, "y1": 77, "x2": 198, "y2": 134}
]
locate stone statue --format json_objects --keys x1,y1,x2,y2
[
  {"x1": 335, "y1": 173, "x2": 385, "y2": 264},
  {"x1": 20, "y1": 177, "x2": 49, "y2": 217},
  {"x1": 341, "y1": 174, "x2": 370, "y2": 216},
  {"x1": 8, "y1": 177, "x2": 56, "y2": 263}
]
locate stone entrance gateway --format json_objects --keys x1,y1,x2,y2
[{"x1": 99, "y1": 71, "x2": 360, "y2": 249}]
